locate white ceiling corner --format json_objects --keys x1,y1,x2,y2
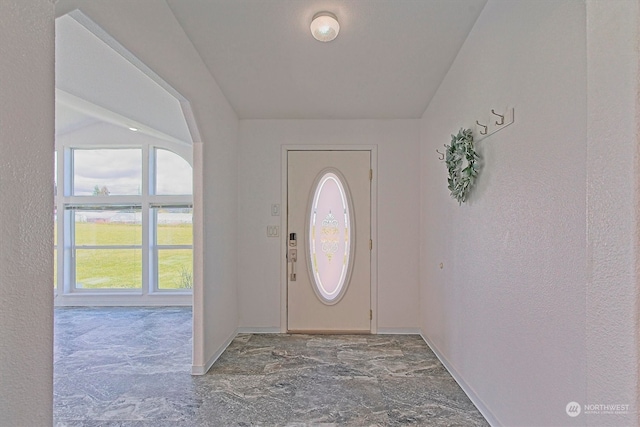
[
  {"x1": 166, "y1": 0, "x2": 488, "y2": 120},
  {"x1": 55, "y1": 1, "x2": 488, "y2": 123},
  {"x1": 55, "y1": 13, "x2": 192, "y2": 144}
]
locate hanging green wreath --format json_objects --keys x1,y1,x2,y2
[{"x1": 445, "y1": 128, "x2": 479, "y2": 204}]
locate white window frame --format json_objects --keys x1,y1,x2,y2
[
  {"x1": 54, "y1": 142, "x2": 193, "y2": 306},
  {"x1": 151, "y1": 204, "x2": 194, "y2": 293}
]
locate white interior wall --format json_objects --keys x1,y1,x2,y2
[
  {"x1": 420, "y1": 1, "x2": 639, "y2": 426},
  {"x1": 238, "y1": 120, "x2": 421, "y2": 332},
  {"x1": 585, "y1": 1, "x2": 639, "y2": 426},
  {"x1": 0, "y1": 0, "x2": 54, "y2": 424},
  {"x1": 420, "y1": 1, "x2": 588, "y2": 425},
  {"x1": 56, "y1": 0, "x2": 240, "y2": 373}
]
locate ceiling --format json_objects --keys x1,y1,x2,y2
[
  {"x1": 166, "y1": 0, "x2": 488, "y2": 119},
  {"x1": 55, "y1": 13, "x2": 192, "y2": 143},
  {"x1": 55, "y1": 0, "x2": 488, "y2": 129}
]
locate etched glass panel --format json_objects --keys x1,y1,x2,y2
[{"x1": 308, "y1": 171, "x2": 352, "y2": 303}]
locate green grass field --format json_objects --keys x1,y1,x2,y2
[{"x1": 57, "y1": 222, "x2": 193, "y2": 290}]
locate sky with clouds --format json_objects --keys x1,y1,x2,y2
[{"x1": 68, "y1": 148, "x2": 192, "y2": 196}]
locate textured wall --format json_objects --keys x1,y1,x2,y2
[
  {"x1": 420, "y1": 1, "x2": 588, "y2": 425},
  {"x1": 585, "y1": 1, "x2": 639, "y2": 426},
  {"x1": 0, "y1": 0, "x2": 55, "y2": 424},
  {"x1": 237, "y1": 120, "x2": 421, "y2": 332}
]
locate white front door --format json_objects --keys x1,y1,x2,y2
[{"x1": 287, "y1": 150, "x2": 371, "y2": 333}]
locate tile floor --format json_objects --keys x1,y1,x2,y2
[{"x1": 54, "y1": 307, "x2": 488, "y2": 426}]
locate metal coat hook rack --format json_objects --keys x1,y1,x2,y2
[
  {"x1": 474, "y1": 107, "x2": 515, "y2": 142},
  {"x1": 476, "y1": 121, "x2": 488, "y2": 135},
  {"x1": 436, "y1": 107, "x2": 515, "y2": 160},
  {"x1": 491, "y1": 109, "x2": 504, "y2": 125}
]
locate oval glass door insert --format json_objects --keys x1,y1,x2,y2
[{"x1": 308, "y1": 170, "x2": 354, "y2": 304}]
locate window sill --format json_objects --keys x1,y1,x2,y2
[{"x1": 54, "y1": 292, "x2": 192, "y2": 307}]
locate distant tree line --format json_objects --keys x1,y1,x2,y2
[{"x1": 92, "y1": 185, "x2": 110, "y2": 196}]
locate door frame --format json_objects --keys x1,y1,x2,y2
[{"x1": 280, "y1": 145, "x2": 378, "y2": 334}]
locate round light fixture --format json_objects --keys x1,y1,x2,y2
[{"x1": 310, "y1": 12, "x2": 339, "y2": 42}]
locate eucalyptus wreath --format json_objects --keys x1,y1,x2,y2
[{"x1": 445, "y1": 128, "x2": 479, "y2": 204}]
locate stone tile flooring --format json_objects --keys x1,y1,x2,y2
[{"x1": 54, "y1": 307, "x2": 488, "y2": 426}]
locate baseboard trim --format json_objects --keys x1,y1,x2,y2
[
  {"x1": 237, "y1": 327, "x2": 421, "y2": 335},
  {"x1": 419, "y1": 332, "x2": 501, "y2": 427},
  {"x1": 54, "y1": 293, "x2": 192, "y2": 307},
  {"x1": 377, "y1": 327, "x2": 421, "y2": 335},
  {"x1": 236, "y1": 327, "x2": 281, "y2": 334},
  {"x1": 191, "y1": 328, "x2": 237, "y2": 376}
]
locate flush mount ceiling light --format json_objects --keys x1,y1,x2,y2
[{"x1": 310, "y1": 12, "x2": 340, "y2": 42}]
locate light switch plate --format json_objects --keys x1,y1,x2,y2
[{"x1": 271, "y1": 204, "x2": 280, "y2": 216}]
